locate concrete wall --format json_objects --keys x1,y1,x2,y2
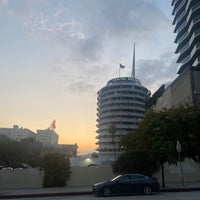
[
  {"x1": 155, "y1": 87, "x2": 172, "y2": 110},
  {"x1": 0, "y1": 168, "x2": 43, "y2": 189},
  {"x1": 154, "y1": 67, "x2": 194, "y2": 110},
  {"x1": 154, "y1": 160, "x2": 200, "y2": 187},
  {"x1": 170, "y1": 68, "x2": 193, "y2": 106},
  {"x1": 0, "y1": 165, "x2": 115, "y2": 189},
  {"x1": 67, "y1": 165, "x2": 115, "y2": 186},
  {"x1": 0, "y1": 162, "x2": 199, "y2": 190}
]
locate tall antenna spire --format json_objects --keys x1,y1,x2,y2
[{"x1": 131, "y1": 43, "x2": 135, "y2": 78}]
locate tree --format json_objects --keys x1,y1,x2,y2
[
  {"x1": 0, "y1": 138, "x2": 28, "y2": 167},
  {"x1": 167, "y1": 104, "x2": 200, "y2": 162},
  {"x1": 20, "y1": 138, "x2": 43, "y2": 167},
  {"x1": 0, "y1": 137, "x2": 44, "y2": 168},
  {"x1": 41, "y1": 153, "x2": 71, "y2": 187},
  {"x1": 119, "y1": 104, "x2": 200, "y2": 187},
  {"x1": 112, "y1": 151, "x2": 159, "y2": 176}
]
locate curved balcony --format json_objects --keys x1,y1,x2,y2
[
  {"x1": 98, "y1": 137, "x2": 121, "y2": 143},
  {"x1": 177, "y1": 25, "x2": 200, "y2": 63},
  {"x1": 98, "y1": 107, "x2": 145, "y2": 115},
  {"x1": 98, "y1": 112, "x2": 144, "y2": 120},
  {"x1": 173, "y1": 0, "x2": 199, "y2": 29},
  {"x1": 173, "y1": 9, "x2": 186, "y2": 26},
  {"x1": 99, "y1": 87, "x2": 149, "y2": 97},
  {"x1": 174, "y1": 3, "x2": 200, "y2": 41},
  {"x1": 98, "y1": 100, "x2": 145, "y2": 109},
  {"x1": 172, "y1": 0, "x2": 185, "y2": 16},
  {"x1": 172, "y1": 0, "x2": 186, "y2": 17},
  {"x1": 98, "y1": 117, "x2": 142, "y2": 126},
  {"x1": 189, "y1": 28, "x2": 200, "y2": 45}
]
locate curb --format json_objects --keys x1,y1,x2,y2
[
  {"x1": 0, "y1": 188, "x2": 200, "y2": 199},
  {"x1": 160, "y1": 187, "x2": 200, "y2": 192},
  {"x1": 0, "y1": 191, "x2": 92, "y2": 199}
]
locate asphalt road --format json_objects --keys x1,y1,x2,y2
[{"x1": 7, "y1": 191, "x2": 200, "y2": 200}]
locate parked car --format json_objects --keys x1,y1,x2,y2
[
  {"x1": 92, "y1": 174, "x2": 160, "y2": 197},
  {"x1": 1, "y1": 167, "x2": 13, "y2": 171}
]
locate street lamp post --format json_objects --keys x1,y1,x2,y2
[{"x1": 176, "y1": 140, "x2": 184, "y2": 187}]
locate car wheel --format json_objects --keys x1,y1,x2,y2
[
  {"x1": 143, "y1": 185, "x2": 152, "y2": 195},
  {"x1": 103, "y1": 187, "x2": 112, "y2": 197}
]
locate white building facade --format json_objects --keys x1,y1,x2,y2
[
  {"x1": 0, "y1": 125, "x2": 36, "y2": 141},
  {"x1": 36, "y1": 129, "x2": 59, "y2": 146}
]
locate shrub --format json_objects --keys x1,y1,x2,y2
[{"x1": 41, "y1": 153, "x2": 71, "y2": 187}]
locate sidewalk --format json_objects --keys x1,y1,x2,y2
[
  {"x1": 0, "y1": 184, "x2": 200, "y2": 199},
  {"x1": 0, "y1": 186, "x2": 92, "y2": 199}
]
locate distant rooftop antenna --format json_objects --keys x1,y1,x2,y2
[{"x1": 131, "y1": 43, "x2": 135, "y2": 78}]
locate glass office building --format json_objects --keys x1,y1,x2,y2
[{"x1": 172, "y1": 0, "x2": 200, "y2": 74}]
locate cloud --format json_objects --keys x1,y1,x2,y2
[
  {"x1": 77, "y1": 0, "x2": 170, "y2": 45},
  {"x1": 4, "y1": 0, "x2": 175, "y2": 95},
  {"x1": 0, "y1": 0, "x2": 8, "y2": 5},
  {"x1": 53, "y1": 62, "x2": 113, "y2": 94},
  {"x1": 65, "y1": 81, "x2": 96, "y2": 94},
  {"x1": 53, "y1": 8, "x2": 65, "y2": 20},
  {"x1": 15, "y1": 0, "x2": 171, "y2": 60},
  {"x1": 136, "y1": 50, "x2": 178, "y2": 93}
]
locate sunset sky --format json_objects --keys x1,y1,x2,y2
[{"x1": 0, "y1": 0, "x2": 179, "y2": 154}]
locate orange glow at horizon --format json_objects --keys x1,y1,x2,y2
[
  {"x1": 54, "y1": 110, "x2": 98, "y2": 153},
  {"x1": 59, "y1": 135, "x2": 98, "y2": 152},
  {"x1": 1, "y1": 93, "x2": 99, "y2": 154}
]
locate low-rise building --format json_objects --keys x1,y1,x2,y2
[
  {"x1": 0, "y1": 125, "x2": 36, "y2": 141},
  {"x1": 57, "y1": 144, "x2": 78, "y2": 157},
  {"x1": 36, "y1": 129, "x2": 59, "y2": 146}
]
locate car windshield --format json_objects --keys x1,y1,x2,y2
[{"x1": 111, "y1": 175, "x2": 122, "y2": 181}]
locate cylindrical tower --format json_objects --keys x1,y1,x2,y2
[{"x1": 96, "y1": 77, "x2": 150, "y2": 163}]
